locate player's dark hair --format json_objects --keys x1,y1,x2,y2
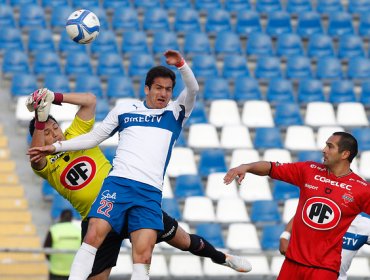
[
  {"x1": 333, "y1": 131, "x2": 358, "y2": 162},
  {"x1": 60, "y1": 209, "x2": 73, "y2": 222},
  {"x1": 29, "y1": 115, "x2": 58, "y2": 137},
  {"x1": 145, "y1": 66, "x2": 176, "y2": 89}
]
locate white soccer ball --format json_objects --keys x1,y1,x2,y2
[{"x1": 65, "y1": 9, "x2": 100, "y2": 44}]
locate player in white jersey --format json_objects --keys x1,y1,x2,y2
[{"x1": 29, "y1": 50, "x2": 199, "y2": 280}]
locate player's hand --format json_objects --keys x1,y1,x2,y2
[
  {"x1": 164, "y1": 50, "x2": 184, "y2": 66},
  {"x1": 279, "y1": 238, "x2": 289, "y2": 256},
  {"x1": 25, "y1": 88, "x2": 55, "y2": 112},
  {"x1": 27, "y1": 145, "x2": 56, "y2": 163},
  {"x1": 224, "y1": 165, "x2": 247, "y2": 185}
]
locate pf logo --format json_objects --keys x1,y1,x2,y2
[
  {"x1": 60, "y1": 156, "x2": 96, "y2": 190},
  {"x1": 302, "y1": 197, "x2": 341, "y2": 230}
]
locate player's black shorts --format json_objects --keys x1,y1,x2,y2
[{"x1": 81, "y1": 210, "x2": 179, "y2": 276}]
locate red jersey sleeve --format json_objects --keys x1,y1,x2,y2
[{"x1": 269, "y1": 161, "x2": 307, "y2": 188}]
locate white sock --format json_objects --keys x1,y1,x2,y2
[
  {"x1": 68, "y1": 242, "x2": 97, "y2": 280},
  {"x1": 131, "y1": 263, "x2": 150, "y2": 280}
]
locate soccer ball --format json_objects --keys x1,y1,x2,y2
[{"x1": 65, "y1": 9, "x2": 100, "y2": 44}]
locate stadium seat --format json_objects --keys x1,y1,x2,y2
[
  {"x1": 166, "y1": 147, "x2": 198, "y2": 177},
  {"x1": 169, "y1": 255, "x2": 203, "y2": 278},
  {"x1": 0, "y1": 4, "x2": 15, "y2": 27},
  {"x1": 337, "y1": 34, "x2": 365, "y2": 60},
  {"x1": 19, "y1": 4, "x2": 46, "y2": 30},
  {"x1": 16, "y1": 96, "x2": 34, "y2": 124},
  {"x1": 205, "y1": 8, "x2": 232, "y2": 34},
  {"x1": 266, "y1": 78, "x2": 295, "y2": 104},
  {"x1": 286, "y1": 0, "x2": 313, "y2": 14},
  {"x1": 284, "y1": 125, "x2": 317, "y2": 151},
  {"x1": 250, "y1": 200, "x2": 281, "y2": 224},
  {"x1": 246, "y1": 32, "x2": 274, "y2": 57},
  {"x1": 90, "y1": 30, "x2": 118, "y2": 56},
  {"x1": 241, "y1": 100, "x2": 274, "y2": 128},
  {"x1": 274, "y1": 102, "x2": 303, "y2": 127},
  {"x1": 50, "y1": 194, "x2": 80, "y2": 220},
  {"x1": 183, "y1": 32, "x2": 212, "y2": 56},
  {"x1": 316, "y1": 0, "x2": 344, "y2": 14},
  {"x1": 175, "y1": 131, "x2": 187, "y2": 147},
  {"x1": 316, "y1": 126, "x2": 344, "y2": 149},
  {"x1": 133, "y1": 0, "x2": 160, "y2": 9},
  {"x1": 239, "y1": 173, "x2": 273, "y2": 202},
  {"x1": 74, "y1": 75, "x2": 103, "y2": 98},
  {"x1": 71, "y1": 0, "x2": 99, "y2": 8},
  {"x1": 95, "y1": 98, "x2": 110, "y2": 121},
  {"x1": 128, "y1": 53, "x2": 155, "y2": 78},
  {"x1": 222, "y1": 54, "x2": 249, "y2": 79},
  {"x1": 271, "y1": 256, "x2": 285, "y2": 276},
  {"x1": 348, "y1": 0, "x2": 370, "y2": 14},
  {"x1": 203, "y1": 79, "x2": 232, "y2": 101},
  {"x1": 233, "y1": 77, "x2": 262, "y2": 102},
  {"x1": 102, "y1": 146, "x2": 116, "y2": 164},
  {"x1": 216, "y1": 197, "x2": 250, "y2": 224},
  {"x1": 359, "y1": 12, "x2": 370, "y2": 37},
  {"x1": 276, "y1": 33, "x2": 304, "y2": 58},
  {"x1": 50, "y1": 104, "x2": 78, "y2": 122},
  {"x1": 360, "y1": 81, "x2": 370, "y2": 106},
  {"x1": 347, "y1": 57, "x2": 370, "y2": 80},
  {"x1": 10, "y1": 73, "x2": 37, "y2": 97},
  {"x1": 43, "y1": 74, "x2": 71, "y2": 93},
  {"x1": 359, "y1": 151, "x2": 370, "y2": 179},
  {"x1": 209, "y1": 99, "x2": 240, "y2": 127},
  {"x1": 196, "y1": 223, "x2": 225, "y2": 248},
  {"x1": 214, "y1": 31, "x2": 242, "y2": 57},
  {"x1": 9, "y1": 0, "x2": 37, "y2": 6},
  {"x1": 305, "y1": 101, "x2": 337, "y2": 126},
  {"x1": 151, "y1": 31, "x2": 179, "y2": 56},
  {"x1": 347, "y1": 257, "x2": 370, "y2": 278},
  {"x1": 50, "y1": 5, "x2": 73, "y2": 30},
  {"x1": 0, "y1": 27, "x2": 23, "y2": 52},
  {"x1": 42, "y1": 180, "x2": 58, "y2": 200},
  {"x1": 102, "y1": 0, "x2": 130, "y2": 10},
  {"x1": 110, "y1": 254, "x2": 132, "y2": 277},
  {"x1": 106, "y1": 76, "x2": 135, "y2": 100},
  {"x1": 121, "y1": 31, "x2": 149, "y2": 57},
  {"x1": 2, "y1": 49, "x2": 29, "y2": 76},
  {"x1": 194, "y1": 0, "x2": 221, "y2": 11},
  {"x1": 282, "y1": 198, "x2": 299, "y2": 223},
  {"x1": 230, "y1": 149, "x2": 259, "y2": 168},
  {"x1": 235, "y1": 10, "x2": 262, "y2": 36},
  {"x1": 58, "y1": 30, "x2": 87, "y2": 54},
  {"x1": 298, "y1": 79, "x2": 325, "y2": 104},
  {"x1": 286, "y1": 55, "x2": 312, "y2": 79},
  {"x1": 273, "y1": 180, "x2": 300, "y2": 201},
  {"x1": 183, "y1": 196, "x2": 216, "y2": 223},
  {"x1": 352, "y1": 128, "x2": 370, "y2": 151},
  {"x1": 206, "y1": 172, "x2": 239, "y2": 201},
  {"x1": 162, "y1": 198, "x2": 182, "y2": 220},
  {"x1": 225, "y1": 0, "x2": 250, "y2": 12},
  {"x1": 254, "y1": 127, "x2": 283, "y2": 150},
  {"x1": 297, "y1": 150, "x2": 323, "y2": 162},
  {"x1": 65, "y1": 52, "x2": 92, "y2": 76},
  {"x1": 96, "y1": 52, "x2": 125, "y2": 77},
  {"x1": 28, "y1": 28, "x2": 55, "y2": 54},
  {"x1": 162, "y1": 175, "x2": 173, "y2": 199},
  {"x1": 185, "y1": 101, "x2": 208, "y2": 126},
  {"x1": 307, "y1": 34, "x2": 335, "y2": 58},
  {"x1": 327, "y1": 12, "x2": 354, "y2": 37},
  {"x1": 112, "y1": 7, "x2": 139, "y2": 32},
  {"x1": 174, "y1": 174, "x2": 204, "y2": 200},
  {"x1": 263, "y1": 148, "x2": 292, "y2": 163},
  {"x1": 256, "y1": 0, "x2": 282, "y2": 14},
  {"x1": 266, "y1": 11, "x2": 293, "y2": 37},
  {"x1": 316, "y1": 56, "x2": 343, "y2": 80},
  {"x1": 163, "y1": 0, "x2": 191, "y2": 10},
  {"x1": 328, "y1": 80, "x2": 357, "y2": 104},
  {"x1": 186, "y1": 123, "x2": 220, "y2": 149},
  {"x1": 198, "y1": 149, "x2": 227, "y2": 178},
  {"x1": 226, "y1": 223, "x2": 261, "y2": 251},
  {"x1": 33, "y1": 51, "x2": 61, "y2": 76},
  {"x1": 261, "y1": 224, "x2": 286, "y2": 251},
  {"x1": 296, "y1": 11, "x2": 323, "y2": 38},
  {"x1": 220, "y1": 125, "x2": 253, "y2": 149},
  {"x1": 143, "y1": 8, "x2": 170, "y2": 33},
  {"x1": 173, "y1": 8, "x2": 201, "y2": 34},
  {"x1": 191, "y1": 54, "x2": 218, "y2": 79},
  {"x1": 255, "y1": 56, "x2": 282, "y2": 79}
]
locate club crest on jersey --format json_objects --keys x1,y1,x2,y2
[
  {"x1": 60, "y1": 156, "x2": 96, "y2": 190},
  {"x1": 302, "y1": 197, "x2": 341, "y2": 230}
]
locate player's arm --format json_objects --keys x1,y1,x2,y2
[
  {"x1": 279, "y1": 217, "x2": 293, "y2": 256},
  {"x1": 61, "y1": 92, "x2": 96, "y2": 121},
  {"x1": 224, "y1": 161, "x2": 272, "y2": 185}
]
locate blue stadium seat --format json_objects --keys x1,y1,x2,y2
[
  {"x1": 0, "y1": 4, "x2": 15, "y2": 27},
  {"x1": 10, "y1": 0, "x2": 37, "y2": 6},
  {"x1": 173, "y1": 8, "x2": 201, "y2": 34},
  {"x1": 205, "y1": 8, "x2": 232, "y2": 34},
  {"x1": 186, "y1": 101, "x2": 208, "y2": 127},
  {"x1": 191, "y1": 54, "x2": 218, "y2": 79},
  {"x1": 59, "y1": 30, "x2": 87, "y2": 54},
  {"x1": 274, "y1": 102, "x2": 303, "y2": 127},
  {"x1": 42, "y1": 180, "x2": 58, "y2": 200},
  {"x1": 198, "y1": 149, "x2": 227, "y2": 178},
  {"x1": 307, "y1": 33, "x2": 334, "y2": 58},
  {"x1": 196, "y1": 223, "x2": 225, "y2": 248},
  {"x1": 121, "y1": 31, "x2": 149, "y2": 57},
  {"x1": 97, "y1": 52, "x2": 125, "y2": 77},
  {"x1": 233, "y1": 77, "x2": 262, "y2": 102},
  {"x1": 194, "y1": 0, "x2": 221, "y2": 11},
  {"x1": 255, "y1": 56, "x2": 282, "y2": 79},
  {"x1": 65, "y1": 52, "x2": 93, "y2": 76},
  {"x1": 297, "y1": 150, "x2": 323, "y2": 162},
  {"x1": 128, "y1": 53, "x2": 155, "y2": 78},
  {"x1": 152, "y1": 31, "x2": 180, "y2": 56},
  {"x1": 90, "y1": 29, "x2": 119, "y2": 56},
  {"x1": 250, "y1": 200, "x2": 281, "y2": 224},
  {"x1": 266, "y1": 78, "x2": 295, "y2": 104},
  {"x1": 19, "y1": 4, "x2": 46, "y2": 30},
  {"x1": 0, "y1": 27, "x2": 23, "y2": 52},
  {"x1": 316, "y1": 56, "x2": 343, "y2": 80},
  {"x1": 106, "y1": 76, "x2": 136, "y2": 100},
  {"x1": 327, "y1": 12, "x2": 354, "y2": 37},
  {"x1": 28, "y1": 28, "x2": 55, "y2": 54},
  {"x1": 89, "y1": 7, "x2": 109, "y2": 29},
  {"x1": 183, "y1": 32, "x2": 212, "y2": 56},
  {"x1": 297, "y1": 79, "x2": 325, "y2": 103},
  {"x1": 360, "y1": 81, "x2": 370, "y2": 106},
  {"x1": 286, "y1": 55, "x2": 312, "y2": 79},
  {"x1": 143, "y1": 8, "x2": 170, "y2": 33},
  {"x1": 44, "y1": 74, "x2": 71, "y2": 93},
  {"x1": 254, "y1": 127, "x2": 283, "y2": 149},
  {"x1": 163, "y1": 0, "x2": 192, "y2": 10},
  {"x1": 359, "y1": 12, "x2": 370, "y2": 37},
  {"x1": 102, "y1": 146, "x2": 116, "y2": 163},
  {"x1": 33, "y1": 51, "x2": 62, "y2": 76},
  {"x1": 273, "y1": 180, "x2": 300, "y2": 201},
  {"x1": 222, "y1": 54, "x2": 249, "y2": 79},
  {"x1": 172, "y1": 72, "x2": 185, "y2": 98},
  {"x1": 50, "y1": 5, "x2": 73, "y2": 30},
  {"x1": 174, "y1": 174, "x2": 205, "y2": 200},
  {"x1": 256, "y1": 0, "x2": 282, "y2": 14},
  {"x1": 337, "y1": 34, "x2": 365, "y2": 60},
  {"x1": 203, "y1": 78, "x2": 231, "y2": 101},
  {"x1": 347, "y1": 57, "x2": 370, "y2": 80},
  {"x1": 112, "y1": 7, "x2": 139, "y2": 32},
  {"x1": 348, "y1": 0, "x2": 370, "y2": 15},
  {"x1": 11, "y1": 73, "x2": 37, "y2": 97},
  {"x1": 246, "y1": 32, "x2": 274, "y2": 57},
  {"x1": 286, "y1": 0, "x2": 313, "y2": 14},
  {"x1": 235, "y1": 10, "x2": 262, "y2": 36},
  {"x1": 296, "y1": 11, "x2": 323, "y2": 38},
  {"x1": 74, "y1": 75, "x2": 103, "y2": 98},
  {"x1": 316, "y1": 0, "x2": 344, "y2": 14},
  {"x1": 276, "y1": 33, "x2": 304, "y2": 57},
  {"x1": 176, "y1": 131, "x2": 187, "y2": 147},
  {"x1": 214, "y1": 31, "x2": 242, "y2": 57},
  {"x1": 162, "y1": 198, "x2": 182, "y2": 220},
  {"x1": 351, "y1": 128, "x2": 370, "y2": 151},
  {"x1": 261, "y1": 224, "x2": 286, "y2": 251},
  {"x1": 103, "y1": 0, "x2": 131, "y2": 10},
  {"x1": 51, "y1": 194, "x2": 81, "y2": 220},
  {"x1": 328, "y1": 80, "x2": 356, "y2": 103},
  {"x1": 224, "y1": 0, "x2": 250, "y2": 12},
  {"x1": 95, "y1": 98, "x2": 110, "y2": 121},
  {"x1": 133, "y1": 0, "x2": 160, "y2": 9},
  {"x1": 266, "y1": 11, "x2": 293, "y2": 37},
  {"x1": 2, "y1": 49, "x2": 29, "y2": 76},
  {"x1": 71, "y1": 0, "x2": 99, "y2": 8}
]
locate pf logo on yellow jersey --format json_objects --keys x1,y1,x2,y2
[
  {"x1": 60, "y1": 156, "x2": 96, "y2": 190},
  {"x1": 302, "y1": 197, "x2": 341, "y2": 230}
]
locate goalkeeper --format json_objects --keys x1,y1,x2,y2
[{"x1": 26, "y1": 87, "x2": 252, "y2": 279}]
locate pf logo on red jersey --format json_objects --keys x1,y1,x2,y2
[
  {"x1": 302, "y1": 197, "x2": 341, "y2": 230},
  {"x1": 60, "y1": 156, "x2": 96, "y2": 190}
]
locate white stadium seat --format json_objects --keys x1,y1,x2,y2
[
  {"x1": 166, "y1": 147, "x2": 198, "y2": 178},
  {"x1": 284, "y1": 125, "x2": 317, "y2": 151},
  {"x1": 209, "y1": 99, "x2": 241, "y2": 127},
  {"x1": 316, "y1": 126, "x2": 344, "y2": 150},
  {"x1": 183, "y1": 196, "x2": 216, "y2": 223},
  {"x1": 216, "y1": 197, "x2": 250, "y2": 224},
  {"x1": 226, "y1": 223, "x2": 261, "y2": 251},
  {"x1": 242, "y1": 100, "x2": 274, "y2": 128},
  {"x1": 229, "y1": 148, "x2": 260, "y2": 168},
  {"x1": 282, "y1": 198, "x2": 299, "y2": 223},
  {"x1": 188, "y1": 123, "x2": 220, "y2": 149},
  {"x1": 205, "y1": 172, "x2": 238, "y2": 200},
  {"x1": 305, "y1": 101, "x2": 336, "y2": 126},
  {"x1": 220, "y1": 124, "x2": 253, "y2": 149},
  {"x1": 169, "y1": 255, "x2": 204, "y2": 278},
  {"x1": 263, "y1": 148, "x2": 292, "y2": 163},
  {"x1": 239, "y1": 173, "x2": 273, "y2": 202},
  {"x1": 336, "y1": 102, "x2": 369, "y2": 127}
]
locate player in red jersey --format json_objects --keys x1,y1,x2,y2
[{"x1": 224, "y1": 131, "x2": 370, "y2": 279}]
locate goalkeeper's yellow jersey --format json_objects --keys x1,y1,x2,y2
[{"x1": 33, "y1": 115, "x2": 112, "y2": 220}]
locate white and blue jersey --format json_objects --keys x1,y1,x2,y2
[{"x1": 339, "y1": 213, "x2": 370, "y2": 280}]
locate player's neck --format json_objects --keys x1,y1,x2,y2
[{"x1": 328, "y1": 164, "x2": 352, "y2": 178}]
